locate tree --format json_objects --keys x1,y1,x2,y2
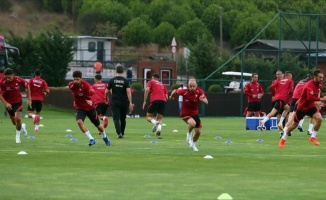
[
  {"x1": 120, "y1": 18, "x2": 153, "y2": 46},
  {"x1": 201, "y1": 4, "x2": 222, "y2": 37},
  {"x1": 161, "y1": 4, "x2": 196, "y2": 29},
  {"x1": 176, "y1": 18, "x2": 214, "y2": 46},
  {"x1": 188, "y1": 33, "x2": 218, "y2": 79},
  {"x1": 153, "y1": 22, "x2": 176, "y2": 48}
]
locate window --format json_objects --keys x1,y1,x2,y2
[{"x1": 88, "y1": 42, "x2": 96, "y2": 52}]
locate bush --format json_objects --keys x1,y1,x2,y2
[
  {"x1": 131, "y1": 82, "x2": 143, "y2": 91},
  {"x1": 208, "y1": 84, "x2": 222, "y2": 93},
  {"x1": 171, "y1": 83, "x2": 180, "y2": 90}
]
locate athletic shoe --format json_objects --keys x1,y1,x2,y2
[
  {"x1": 307, "y1": 131, "x2": 312, "y2": 135},
  {"x1": 89, "y1": 139, "x2": 96, "y2": 146},
  {"x1": 279, "y1": 138, "x2": 286, "y2": 149},
  {"x1": 277, "y1": 123, "x2": 284, "y2": 131},
  {"x1": 297, "y1": 126, "x2": 303, "y2": 132},
  {"x1": 245, "y1": 126, "x2": 249, "y2": 130},
  {"x1": 259, "y1": 120, "x2": 264, "y2": 131},
  {"x1": 309, "y1": 137, "x2": 320, "y2": 146},
  {"x1": 103, "y1": 137, "x2": 110, "y2": 146},
  {"x1": 33, "y1": 115, "x2": 40, "y2": 125},
  {"x1": 156, "y1": 130, "x2": 162, "y2": 139},
  {"x1": 21, "y1": 123, "x2": 28, "y2": 136},
  {"x1": 103, "y1": 117, "x2": 108, "y2": 128},
  {"x1": 16, "y1": 135, "x2": 21, "y2": 144},
  {"x1": 34, "y1": 129, "x2": 39, "y2": 132},
  {"x1": 117, "y1": 133, "x2": 123, "y2": 139},
  {"x1": 189, "y1": 143, "x2": 199, "y2": 151},
  {"x1": 152, "y1": 122, "x2": 159, "y2": 132}
]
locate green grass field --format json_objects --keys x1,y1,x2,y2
[{"x1": 0, "y1": 105, "x2": 326, "y2": 200}]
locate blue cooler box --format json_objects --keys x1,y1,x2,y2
[{"x1": 246, "y1": 117, "x2": 278, "y2": 130}]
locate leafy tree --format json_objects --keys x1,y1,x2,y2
[
  {"x1": 188, "y1": 33, "x2": 218, "y2": 79},
  {"x1": 120, "y1": 18, "x2": 153, "y2": 47},
  {"x1": 161, "y1": 4, "x2": 196, "y2": 29},
  {"x1": 36, "y1": 28, "x2": 74, "y2": 86},
  {"x1": 43, "y1": 0, "x2": 63, "y2": 13},
  {"x1": 93, "y1": 22, "x2": 118, "y2": 37},
  {"x1": 176, "y1": 18, "x2": 214, "y2": 46},
  {"x1": 149, "y1": 0, "x2": 175, "y2": 26},
  {"x1": 201, "y1": 4, "x2": 222, "y2": 37},
  {"x1": 153, "y1": 22, "x2": 176, "y2": 47}
]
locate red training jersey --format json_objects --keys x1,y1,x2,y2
[
  {"x1": 29, "y1": 77, "x2": 49, "y2": 101},
  {"x1": 0, "y1": 76, "x2": 28, "y2": 104},
  {"x1": 270, "y1": 78, "x2": 293, "y2": 102},
  {"x1": 91, "y1": 81, "x2": 108, "y2": 106},
  {"x1": 296, "y1": 79, "x2": 322, "y2": 112},
  {"x1": 68, "y1": 80, "x2": 94, "y2": 111},
  {"x1": 177, "y1": 87, "x2": 206, "y2": 116},
  {"x1": 244, "y1": 81, "x2": 264, "y2": 102},
  {"x1": 292, "y1": 81, "x2": 306, "y2": 99},
  {"x1": 146, "y1": 80, "x2": 168, "y2": 103}
]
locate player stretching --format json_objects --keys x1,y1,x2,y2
[
  {"x1": 27, "y1": 69, "x2": 50, "y2": 132},
  {"x1": 170, "y1": 79, "x2": 208, "y2": 151}
]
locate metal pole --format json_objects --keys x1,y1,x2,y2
[{"x1": 220, "y1": 7, "x2": 223, "y2": 50}]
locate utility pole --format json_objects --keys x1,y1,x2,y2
[{"x1": 220, "y1": 7, "x2": 223, "y2": 52}]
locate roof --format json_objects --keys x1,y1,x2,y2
[
  {"x1": 222, "y1": 71, "x2": 252, "y2": 77},
  {"x1": 71, "y1": 36, "x2": 118, "y2": 41},
  {"x1": 234, "y1": 39, "x2": 326, "y2": 51}
]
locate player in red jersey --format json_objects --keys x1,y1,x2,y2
[
  {"x1": 170, "y1": 79, "x2": 208, "y2": 151},
  {"x1": 260, "y1": 71, "x2": 293, "y2": 131},
  {"x1": 0, "y1": 68, "x2": 31, "y2": 143},
  {"x1": 244, "y1": 73, "x2": 264, "y2": 129},
  {"x1": 27, "y1": 69, "x2": 50, "y2": 132},
  {"x1": 91, "y1": 74, "x2": 109, "y2": 129},
  {"x1": 142, "y1": 73, "x2": 168, "y2": 139},
  {"x1": 68, "y1": 70, "x2": 110, "y2": 146},
  {"x1": 279, "y1": 69, "x2": 326, "y2": 149}
]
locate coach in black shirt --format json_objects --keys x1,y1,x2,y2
[{"x1": 106, "y1": 64, "x2": 133, "y2": 138}]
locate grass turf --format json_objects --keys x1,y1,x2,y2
[{"x1": 0, "y1": 105, "x2": 325, "y2": 200}]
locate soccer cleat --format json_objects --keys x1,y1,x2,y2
[
  {"x1": 21, "y1": 123, "x2": 28, "y2": 136},
  {"x1": 33, "y1": 115, "x2": 40, "y2": 125},
  {"x1": 307, "y1": 131, "x2": 312, "y2": 136},
  {"x1": 277, "y1": 123, "x2": 284, "y2": 131},
  {"x1": 103, "y1": 137, "x2": 111, "y2": 146},
  {"x1": 279, "y1": 138, "x2": 286, "y2": 149},
  {"x1": 259, "y1": 120, "x2": 265, "y2": 131},
  {"x1": 155, "y1": 130, "x2": 162, "y2": 139},
  {"x1": 309, "y1": 137, "x2": 320, "y2": 146},
  {"x1": 103, "y1": 117, "x2": 108, "y2": 128},
  {"x1": 34, "y1": 129, "x2": 39, "y2": 132},
  {"x1": 245, "y1": 126, "x2": 249, "y2": 130},
  {"x1": 89, "y1": 139, "x2": 96, "y2": 146},
  {"x1": 152, "y1": 122, "x2": 159, "y2": 132},
  {"x1": 16, "y1": 136, "x2": 21, "y2": 144},
  {"x1": 297, "y1": 126, "x2": 303, "y2": 132},
  {"x1": 189, "y1": 143, "x2": 199, "y2": 151},
  {"x1": 117, "y1": 133, "x2": 123, "y2": 139}
]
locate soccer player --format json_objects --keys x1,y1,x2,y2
[
  {"x1": 27, "y1": 69, "x2": 50, "y2": 132},
  {"x1": 94, "y1": 60, "x2": 102, "y2": 75},
  {"x1": 279, "y1": 69, "x2": 326, "y2": 149},
  {"x1": 244, "y1": 73, "x2": 264, "y2": 117},
  {"x1": 68, "y1": 70, "x2": 110, "y2": 146},
  {"x1": 91, "y1": 74, "x2": 109, "y2": 129},
  {"x1": 142, "y1": 73, "x2": 168, "y2": 139},
  {"x1": 260, "y1": 71, "x2": 293, "y2": 131},
  {"x1": 0, "y1": 68, "x2": 30, "y2": 143},
  {"x1": 170, "y1": 79, "x2": 208, "y2": 151},
  {"x1": 106, "y1": 64, "x2": 133, "y2": 139}
]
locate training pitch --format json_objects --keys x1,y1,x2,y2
[{"x1": 0, "y1": 105, "x2": 325, "y2": 200}]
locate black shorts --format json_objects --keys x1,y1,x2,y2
[
  {"x1": 28, "y1": 100, "x2": 43, "y2": 113},
  {"x1": 247, "y1": 102, "x2": 261, "y2": 112},
  {"x1": 294, "y1": 107, "x2": 318, "y2": 122},
  {"x1": 182, "y1": 115, "x2": 202, "y2": 128},
  {"x1": 148, "y1": 100, "x2": 166, "y2": 115},
  {"x1": 75, "y1": 108, "x2": 100, "y2": 127},
  {"x1": 7, "y1": 101, "x2": 23, "y2": 117},
  {"x1": 289, "y1": 98, "x2": 298, "y2": 112},
  {"x1": 273, "y1": 100, "x2": 287, "y2": 112},
  {"x1": 96, "y1": 102, "x2": 108, "y2": 116}
]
